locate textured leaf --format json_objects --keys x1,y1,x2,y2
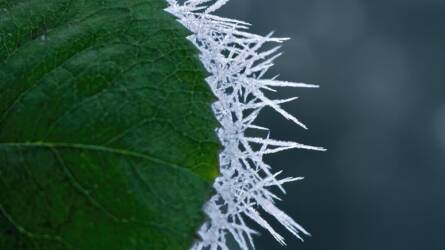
[{"x1": 0, "y1": 0, "x2": 219, "y2": 249}]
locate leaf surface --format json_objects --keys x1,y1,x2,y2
[{"x1": 0, "y1": 0, "x2": 219, "y2": 249}]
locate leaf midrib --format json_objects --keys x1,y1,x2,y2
[
  {"x1": 0, "y1": 141, "x2": 207, "y2": 183},
  {"x1": 0, "y1": 141, "x2": 192, "y2": 246}
]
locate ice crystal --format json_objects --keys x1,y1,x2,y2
[{"x1": 165, "y1": 1, "x2": 326, "y2": 249}]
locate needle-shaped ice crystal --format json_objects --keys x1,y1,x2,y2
[{"x1": 165, "y1": 1, "x2": 325, "y2": 249}]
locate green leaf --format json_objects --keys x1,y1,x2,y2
[{"x1": 0, "y1": 0, "x2": 219, "y2": 249}]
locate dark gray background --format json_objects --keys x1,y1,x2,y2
[{"x1": 218, "y1": 1, "x2": 445, "y2": 249}]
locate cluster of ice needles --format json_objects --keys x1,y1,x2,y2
[{"x1": 166, "y1": 0, "x2": 325, "y2": 249}]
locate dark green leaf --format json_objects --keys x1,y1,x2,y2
[{"x1": 0, "y1": 0, "x2": 219, "y2": 249}]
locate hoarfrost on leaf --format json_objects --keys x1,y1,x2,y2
[{"x1": 165, "y1": 1, "x2": 326, "y2": 249}]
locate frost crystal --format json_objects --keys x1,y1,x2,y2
[{"x1": 165, "y1": 1, "x2": 325, "y2": 249}]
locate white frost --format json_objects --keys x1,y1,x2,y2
[{"x1": 165, "y1": 1, "x2": 325, "y2": 249}]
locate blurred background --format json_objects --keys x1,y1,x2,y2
[{"x1": 218, "y1": 1, "x2": 445, "y2": 249}]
